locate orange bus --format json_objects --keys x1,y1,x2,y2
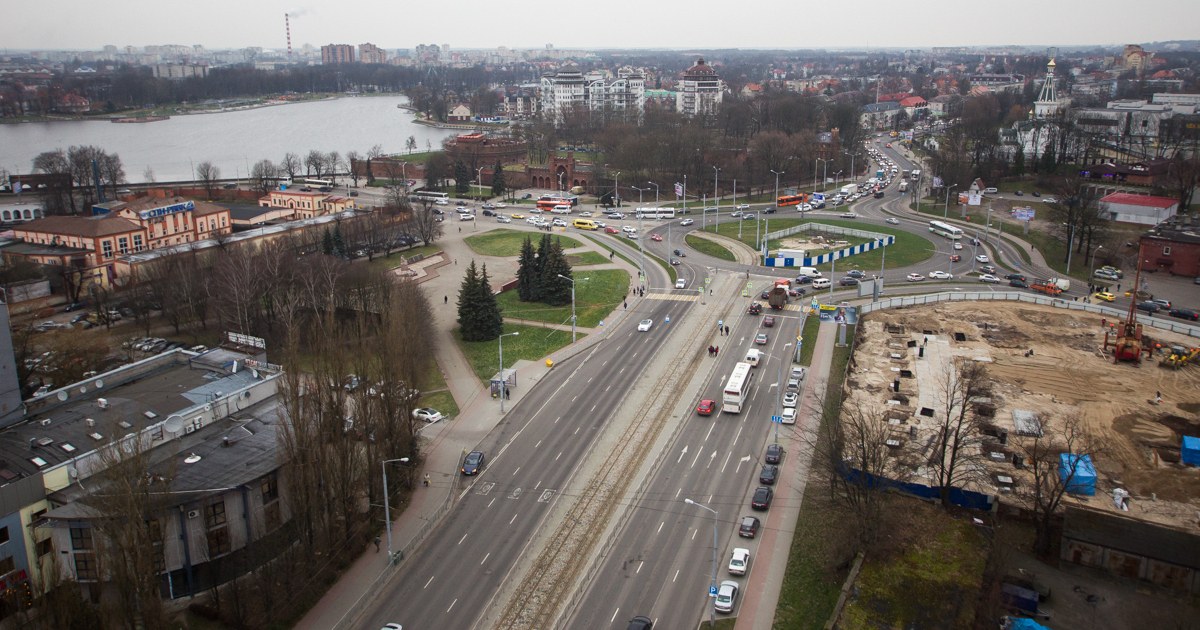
[
  {"x1": 536, "y1": 199, "x2": 558, "y2": 212},
  {"x1": 776, "y1": 193, "x2": 808, "y2": 207}
]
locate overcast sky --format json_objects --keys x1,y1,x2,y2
[{"x1": 9, "y1": 0, "x2": 1200, "y2": 52}]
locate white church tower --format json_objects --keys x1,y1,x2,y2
[{"x1": 1033, "y1": 59, "x2": 1061, "y2": 118}]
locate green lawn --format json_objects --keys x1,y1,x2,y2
[
  {"x1": 365, "y1": 245, "x2": 443, "y2": 274},
  {"x1": 423, "y1": 359, "x2": 447, "y2": 392},
  {"x1": 464, "y1": 229, "x2": 582, "y2": 257},
  {"x1": 797, "y1": 315, "x2": 821, "y2": 366},
  {"x1": 455, "y1": 323, "x2": 583, "y2": 383},
  {"x1": 494, "y1": 268, "x2": 629, "y2": 328},
  {"x1": 566, "y1": 251, "x2": 611, "y2": 266},
  {"x1": 416, "y1": 390, "x2": 459, "y2": 419},
  {"x1": 685, "y1": 234, "x2": 736, "y2": 261},
  {"x1": 704, "y1": 218, "x2": 933, "y2": 272},
  {"x1": 772, "y1": 491, "x2": 848, "y2": 630}
]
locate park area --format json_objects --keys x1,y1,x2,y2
[
  {"x1": 455, "y1": 323, "x2": 583, "y2": 383},
  {"x1": 463, "y1": 228, "x2": 583, "y2": 257},
  {"x1": 494, "y1": 268, "x2": 629, "y2": 328}
]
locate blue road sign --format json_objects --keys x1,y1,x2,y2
[
  {"x1": 771, "y1": 415, "x2": 783, "y2": 423},
  {"x1": 709, "y1": 585, "x2": 719, "y2": 596}
]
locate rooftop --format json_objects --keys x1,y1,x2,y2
[{"x1": 1100, "y1": 192, "x2": 1178, "y2": 208}]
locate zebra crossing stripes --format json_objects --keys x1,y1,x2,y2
[{"x1": 645, "y1": 293, "x2": 700, "y2": 302}]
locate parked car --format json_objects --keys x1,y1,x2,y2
[
  {"x1": 782, "y1": 391, "x2": 798, "y2": 408},
  {"x1": 750, "y1": 486, "x2": 774, "y2": 510},
  {"x1": 715, "y1": 580, "x2": 739, "y2": 613},
  {"x1": 728, "y1": 548, "x2": 751, "y2": 576},
  {"x1": 765, "y1": 444, "x2": 784, "y2": 465},
  {"x1": 1168, "y1": 308, "x2": 1199, "y2": 321},
  {"x1": 980, "y1": 265, "x2": 997, "y2": 274},
  {"x1": 413, "y1": 408, "x2": 444, "y2": 423},
  {"x1": 482, "y1": 202, "x2": 496, "y2": 209},
  {"x1": 1152, "y1": 298, "x2": 1172, "y2": 309},
  {"x1": 739, "y1": 515, "x2": 761, "y2": 538},
  {"x1": 759, "y1": 464, "x2": 779, "y2": 485}
]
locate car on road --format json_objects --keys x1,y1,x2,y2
[
  {"x1": 980, "y1": 265, "x2": 997, "y2": 274},
  {"x1": 782, "y1": 391, "x2": 798, "y2": 408},
  {"x1": 1152, "y1": 298, "x2": 1172, "y2": 310},
  {"x1": 730, "y1": 211, "x2": 742, "y2": 218},
  {"x1": 482, "y1": 202, "x2": 495, "y2": 210},
  {"x1": 975, "y1": 254, "x2": 990, "y2": 263},
  {"x1": 953, "y1": 242, "x2": 963, "y2": 250},
  {"x1": 1100, "y1": 266, "x2": 1124, "y2": 278},
  {"x1": 760, "y1": 289, "x2": 772, "y2": 300},
  {"x1": 456, "y1": 200, "x2": 467, "y2": 206},
  {"x1": 886, "y1": 217, "x2": 899, "y2": 225},
  {"x1": 552, "y1": 218, "x2": 567, "y2": 227},
  {"x1": 637, "y1": 319, "x2": 653, "y2": 332},
  {"x1": 736, "y1": 203, "x2": 750, "y2": 210},
  {"x1": 1093, "y1": 269, "x2": 1119, "y2": 280},
  {"x1": 1095, "y1": 291, "x2": 1116, "y2": 302},
  {"x1": 622, "y1": 225, "x2": 637, "y2": 233},
  {"x1": 670, "y1": 257, "x2": 681, "y2": 265},
  {"x1": 680, "y1": 218, "x2": 694, "y2": 226},
  {"x1": 349, "y1": 190, "x2": 359, "y2": 196},
  {"x1": 759, "y1": 465, "x2": 779, "y2": 485},
  {"x1": 788, "y1": 288, "x2": 806, "y2": 298},
  {"x1": 626, "y1": 617, "x2": 653, "y2": 630},
  {"x1": 481, "y1": 209, "x2": 496, "y2": 217},
  {"x1": 763, "y1": 316, "x2": 775, "y2": 327},
  {"x1": 1168, "y1": 308, "x2": 1199, "y2": 321},
  {"x1": 906, "y1": 273, "x2": 925, "y2": 282},
  {"x1": 739, "y1": 515, "x2": 761, "y2": 538},
  {"x1": 496, "y1": 215, "x2": 512, "y2": 223},
  {"x1": 521, "y1": 193, "x2": 532, "y2": 199},
  {"x1": 675, "y1": 278, "x2": 687, "y2": 289},
  {"x1": 1014, "y1": 190, "x2": 1023, "y2": 196},
  {"x1": 650, "y1": 234, "x2": 662, "y2": 241},
  {"x1": 929, "y1": 271, "x2": 952, "y2": 280},
  {"x1": 744, "y1": 213, "x2": 756, "y2": 220},
  {"x1": 526, "y1": 217, "x2": 542, "y2": 226},
  {"x1": 697, "y1": 399, "x2": 716, "y2": 416},
  {"x1": 729, "y1": 548, "x2": 751, "y2": 576},
  {"x1": 413, "y1": 408, "x2": 444, "y2": 423},
  {"x1": 748, "y1": 303, "x2": 762, "y2": 315},
  {"x1": 1137, "y1": 301, "x2": 1161, "y2": 313},
  {"x1": 715, "y1": 580, "x2": 740, "y2": 614},
  {"x1": 608, "y1": 212, "x2": 624, "y2": 219},
  {"x1": 840, "y1": 212, "x2": 858, "y2": 219},
  {"x1": 461, "y1": 451, "x2": 485, "y2": 475},
  {"x1": 495, "y1": 203, "x2": 507, "y2": 208},
  {"x1": 950, "y1": 255, "x2": 962, "y2": 262},
  {"x1": 510, "y1": 213, "x2": 525, "y2": 219},
  {"x1": 605, "y1": 226, "x2": 619, "y2": 234},
  {"x1": 846, "y1": 269, "x2": 865, "y2": 278},
  {"x1": 1032, "y1": 191, "x2": 1041, "y2": 197},
  {"x1": 751, "y1": 486, "x2": 774, "y2": 510},
  {"x1": 978, "y1": 274, "x2": 1001, "y2": 284},
  {"x1": 673, "y1": 249, "x2": 686, "y2": 257},
  {"x1": 1009, "y1": 279, "x2": 1029, "y2": 288},
  {"x1": 1004, "y1": 274, "x2": 1026, "y2": 282},
  {"x1": 840, "y1": 277, "x2": 859, "y2": 286},
  {"x1": 765, "y1": 444, "x2": 784, "y2": 465},
  {"x1": 755, "y1": 333, "x2": 768, "y2": 345}
]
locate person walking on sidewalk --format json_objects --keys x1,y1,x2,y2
[{"x1": 374, "y1": 536, "x2": 381, "y2": 553}]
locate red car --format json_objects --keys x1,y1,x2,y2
[
  {"x1": 763, "y1": 316, "x2": 775, "y2": 327},
  {"x1": 696, "y1": 399, "x2": 716, "y2": 416},
  {"x1": 605, "y1": 226, "x2": 619, "y2": 234},
  {"x1": 651, "y1": 234, "x2": 663, "y2": 241}
]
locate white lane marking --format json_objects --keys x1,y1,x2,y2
[
  {"x1": 458, "y1": 534, "x2": 468, "y2": 545},
  {"x1": 487, "y1": 498, "x2": 496, "y2": 508},
  {"x1": 657, "y1": 522, "x2": 664, "y2": 534},
  {"x1": 512, "y1": 467, "x2": 520, "y2": 476},
  {"x1": 481, "y1": 553, "x2": 490, "y2": 565},
  {"x1": 736, "y1": 454, "x2": 751, "y2": 474},
  {"x1": 555, "y1": 416, "x2": 560, "y2": 424},
  {"x1": 603, "y1": 360, "x2": 608, "y2": 367},
  {"x1": 510, "y1": 513, "x2": 518, "y2": 524},
  {"x1": 675, "y1": 487, "x2": 682, "y2": 498},
  {"x1": 677, "y1": 446, "x2": 689, "y2": 463},
  {"x1": 704, "y1": 421, "x2": 716, "y2": 442},
  {"x1": 708, "y1": 494, "x2": 713, "y2": 503},
  {"x1": 707, "y1": 450, "x2": 716, "y2": 468},
  {"x1": 424, "y1": 575, "x2": 435, "y2": 589},
  {"x1": 591, "y1": 404, "x2": 597, "y2": 412},
  {"x1": 690, "y1": 447, "x2": 703, "y2": 468},
  {"x1": 574, "y1": 426, "x2": 580, "y2": 434},
  {"x1": 620, "y1": 367, "x2": 625, "y2": 374},
  {"x1": 734, "y1": 426, "x2": 743, "y2": 444},
  {"x1": 637, "y1": 561, "x2": 644, "y2": 574},
  {"x1": 556, "y1": 451, "x2": 562, "y2": 461},
  {"x1": 534, "y1": 480, "x2": 541, "y2": 490},
  {"x1": 535, "y1": 440, "x2": 542, "y2": 449},
  {"x1": 572, "y1": 395, "x2": 578, "y2": 402},
  {"x1": 720, "y1": 450, "x2": 732, "y2": 473},
  {"x1": 447, "y1": 599, "x2": 457, "y2": 612},
  {"x1": 691, "y1": 528, "x2": 697, "y2": 540},
  {"x1": 632, "y1": 352, "x2": 638, "y2": 358},
  {"x1": 673, "y1": 570, "x2": 680, "y2": 582},
  {"x1": 610, "y1": 608, "x2": 620, "y2": 624},
  {"x1": 606, "y1": 385, "x2": 611, "y2": 392}
]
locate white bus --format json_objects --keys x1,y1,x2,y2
[
  {"x1": 722, "y1": 362, "x2": 755, "y2": 414},
  {"x1": 928, "y1": 220, "x2": 963, "y2": 240},
  {"x1": 411, "y1": 190, "x2": 449, "y2": 202},
  {"x1": 635, "y1": 207, "x2": 677, "y2": 220},
  {"x1": 909, "y1": 170, "x2": 921, "y2": 181},
  {"x1": 305, "y1": 178, "x2": 335, "y2": 188}
]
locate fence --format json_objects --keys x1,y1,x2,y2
[
  {"x1": 762, "y1": 222, "x2": 895, "y2": 268},
  {"x1": 841, "y1": 466, "x2": 996, "y2": 511},
  {"x1": 858, "y1": 291, "x2": 1200, "y2": 339}
]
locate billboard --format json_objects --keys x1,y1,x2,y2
[
  {"x1": 674, "y1": 183, "x2": 683, "y2": 196},
  {"x1": 968, "y1": 193, "x2": 982, "y2": 206},
  {"x1": 1011, "y1": 207, "x2": 1035, "y2": 221}
]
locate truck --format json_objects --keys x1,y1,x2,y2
[
  {"x1": 1047, "y1": 277, "x2": 1071, "y2": 291},
  {"x1": 767, "y1": 279, "x2": 790, "y2": 309},
  {"x1": 898, "y1": 181, "x2": 909, "y2": 192},
  {"x1": 1029, "y1": 283, "x2": 1063, "y2": 296},
  {"x1": 840, "y1": 184, "x2": 858, "y2": 197},
  {"x1": 876, "y1": 169, "x2": 885, "y2": 178}
]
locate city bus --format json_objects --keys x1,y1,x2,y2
[
  {"x1": 928, "y1": 220, "x2": 963, "y2": 240},
  {"x1": 538, "y1": 194, "x2": 579, "y2": 207},
  {"x1": 776, "y1": 193, "x2": 809, "y2": 207},
  {"x1": 411, "y1": 190, "x2": 449, "y2": 203},
  {"x1": 305, "y1": 178, "x2": 335, "y2": 188},
  {"x1": 722, "y1": 362, "x2": 756, "y2": 414},
  {"x1": 536, "y1": 199, "x2": 559, "y2": 212},
  {"x1": 909, "y1": 170, "x2": 921, "y2": 181},
  {"x1": 635, "y1": 207, "x2": 676, "y2": 220}
]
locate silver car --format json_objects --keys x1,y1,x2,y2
[{"x1": 715, "y1": 580, "x2": 739, "y2": 613}]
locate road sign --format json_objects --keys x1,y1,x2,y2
[
  {"x1": 705, "y1": 277, "x2": 712, "y2": 284},
  {"x1": 771, "y1": 415, "x2": 783, "y2": 423},
  {"x1": 665, "y1": 315, "x2": 670, "y2": 323},
  {"x1": 599, "y1": 320, "x2": 604, "y2": 327},
  {"x1": 709, "y1": 585, "x2": 719, "y2": 596},
  {"x1": 742, "y1": 290, "x2": 749, "y2": 297},
  {"x1": 718, "y1": 319, "x2": 724, "y2": 327}
]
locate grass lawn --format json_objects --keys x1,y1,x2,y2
[
  {"x1": 566, "y1": 251, "x2": 611, "y2": 266},
  {"x1": 812, "y1": 222, "x2": 933, "y2": 273},
  {"x1": 455, "y1": 323, "x2": 583, "y2": 383},
  {"x1": 416, "y1": 390, "x2": 459, "y2": 419},
  {"x1": 494, "y1": 268, "x2": 629, "y2": 328},
  {"x1": 365, "y1": 244, "x2": 443, "y2": 274},
  {"x1": 685, "y1": 234, "x2": 736, "y2": 261},
  {"x1": 797, "y1": 315, "x2": 821, "y2": 366},
  {"x1": 464, "y1": 229, "x2": 582, "y2": 257},
  {"x1": 772, "y1": 491, "x2": 848, "y2": 630},
  {"x1": 423, "y1": 359, "x2": 447, "y2": 392}
]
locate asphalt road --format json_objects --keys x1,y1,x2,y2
[
  {"x1": 359, "y1": 235, "x2": 702, "y2": 630},
  {"x1": 567, "y1": 292, "x2": 805, "y2": 629}
]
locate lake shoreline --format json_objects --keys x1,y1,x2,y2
[{"x1": 0, "y1": 92, "x2": 402, "y2": 125}]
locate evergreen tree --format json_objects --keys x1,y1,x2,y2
[
  {"x1": 456, "y1": 260, "x2": 485, "y2": 341},
  {"x1": 1038, "y1": 146, "x2": 1056, "y2": 174},
  {"x1": 332, "y1": 224, "x2": 347, "y2": 258},
  {"x1": 532, "y1": 233, "x2": 553, "y2": 302},
  {"x1": 474, "y1": 263, "x2": 504, "y2": 340},
  {"x1": 322, "y1": 227, "x2": 334, "y2": 256},
  {"x1": 540, "y1": 238, "x2": 574, "y2": 307},
  {"x1": 454, "y1": 159, "x2": 471, "y2": 194},
  {"x1": 1012, "y1": 148, "x2": 1026, "y2": 176},
  {"x1": 516, "y1": 236, "x2": 537, "y2": 302},
  {"x1": 491, "y1": 160, "x2": 506, "y2": 197}
]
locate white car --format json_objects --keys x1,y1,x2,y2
[
  {"x1": 459, "y1": 214, "x2": 474, "y2": 221},
  {"x1": 885, "y1": 217, "x2": 899, "y2": 225},
  {"x1": 782, "y1": 392, "x2": 798, "y2": 408},
  {"x1": 790, "y1": 366, "x2": 806, "y2": 381},
  {"x1": 715, "y1": 580, "x2": 739, "y2": 613},
  {"x1": 622, "y1": 225, "x2": 637, "y2": 233},
  {"x1": 434, "y1": 199, "x2": 448, "y2": 206},
  {"x1": 530, "y1": 208, "x2": 543, "y2": 214},
  {"x1": 781, "y1": 407, "x2": 797, "y2": 424},
  {"x1": 840, "y1": 212, "x2": 857, "y2": 219},
  {"x1": 675, "y1": 278, "x2": 687, "y2": 289},
  {"x1": 929, "y1": 270, "x2": 952, "y2": 280},
  {"x1": 413, "y1": 408, "x2": 443, "y2": 423},
  {"x1": 680, "y1": 218, "x2": 694, "y2": 226},
  {"x1": 526, "y1": 217, "x2": 541, "y2": 225},
  {"x1": 953, "y1": 242, "x2": 963, "y2": 250},
  {"x1": 799, "y1": 203, "x2": 812, "y2": 212},
  {"x1": 1041, "y1": 197, "x2": 1057, "y2": 204},
  {"x1": 736, "y1": 203, "x2": 750, "y2": 210},
  {"x1": 637, "y1": 319, "x2": 653, "y2": 332},
  {"x1": 978, "y1": 274, "x2": 1001, "y2": 284},
  {"x1": 552, "y1": 218, "x2": 567, "y2": 227},
  {"x1": 975, "y1": 254, "x2": 990, "y2": 263},
  {"x1": 729, "y1": 548, "x2": 751, "y2": 576},
  {"x1": 494, "y1": 202, "x2": 507, "y2": 208},
  {"x1": 496, "y1": 215, "x2": 512, "y2": 223},
  {"x1": 906, "y1": 273, "x2": 925, "y2": 282}
]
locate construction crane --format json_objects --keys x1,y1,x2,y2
[{"x1": 1103, "y1": 267, "x2": 1153, "y2": 365}]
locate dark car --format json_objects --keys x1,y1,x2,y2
[
  {"x1": 456, "y1": 200, "x2": 467, "y2": 206},
  {"x1": 1032, "y1": 191, "x2": 1041, "y2": 197},
  {"x1": 839, "y1": 277, "x2": 859, "y2": 286},
  {"x1": 63, "y1": 302, "x2": 85, "y2": 312},
  {"x1": 748, "y1": 303, "x2": 762, "y2": 315},
  {"x1": 1009, "y1": 279, "x2": 1029, "y2": 288},
  {"x1": 461, "y1": 451, "x2": 485, "y2": 475},
  {"x1": 349, "y1": 190, "x2": 359, "y2": 196},
  {"x1": 760, "y1": 290, "x2": 772, "y2": 300},
  {"x1": 763, "y1": 207, "x2": 776, "y2": 214},
  {"x1": 873, "y1": 191, "x2": 885, "y2": 198},
  {"x1": 1004, "y1": 274, "x2": 1027, "y2": 282},
  {"x1": 846, "y1": 269, "x2": 865, "y2": 278},
  {"x1": 788, "y1": 288, "x2": 806, "y2": 297},
  {"x1": 670, "y1": 258, "x2": 681, "y2": 266},
  {"x1": 673, "y1": 249, "x2": 686, "y2": 257},
  {"x1": 1168, "y1": 308, "x2": 1199, "y2": 321},
  {"x1": 627, "y1": 616, "x2": 653, "y2": 630},
  {"x1": 696, "y1": 399, "x2": 716, "y2": 416},
  {"x1": 521, "y1": 193, "x2": 532, "y2": 199},
  {"x1": 765, "y1": 444, "x2": 784, "y2": 465},
  {"x1": 1014, "y1": 190, "x2": 1024, "y2": 196},
  {"x1": 739, "y1": 516, "x2": 761, "y2": 538},
  {"x1": 751, "y1": 486, "x2": 774, "y2": 511},
  {"x1": 482, "y1": 209, "x2": 496, "y2": 217},
  {"x1": 1136, "y1": 301, "x2": 1160, "y2": 313},
  {"x1": 759, "y1": 465, "x2": 779, "y2": 485},
  {"x1": 950, "y1": 255, "x2": 962, "y2": 262},
  {"x1": 794, "y1": 276, "x2": 812, "y2": 284},
  {"x1": 763, "y1": 316, "x2": 776, "y2": 327}
]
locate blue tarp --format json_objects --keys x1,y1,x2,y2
[
  {"x1": 1059, "y1": 453, "x2": 1096, "y2": 496},
  {"x1": 1183, "y1": 436, "x2": 1200, "y2": 466},
  {"x1": 841, "y1": 466, "x2": 995, "y2": 511},
  {"x1": 1007, "y1": 618, "x2": 1052, "y2": 630}
]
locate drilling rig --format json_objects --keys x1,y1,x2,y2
[{"x1": 1103, "y1": 267, "x2": 1153, "y2": 365}]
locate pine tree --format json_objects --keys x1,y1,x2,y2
[
  {"x1": 540, "y1": 238, "x2": 574, "y2": 307},
  {"x1": 516, "y1": 236, "x2": 537, "y2": 302},
  {"x1": 474, "y1": 263, "x2": 504, "y2": 340},
  {"x1": 454, "y1": 159, "x2": 470, "y2": 194},
  {"x1": 322, "y1": 227, "x2": 334, "y2": 256},
  {"x1": 1039, "y1": 146, "x2": 1056, "y2": 174},
  {"x1": 457, "y1": 260, "x2": 484, "y2": 341},
  {"x1": 491, "y1": 160, "x2": 506, "y2": 197},
  {"x1": 532, "y1": 233, "x2": 553, "y2": 302},
  {"x1": 332, "y1": 224, "x2": 347, "y2": 258},
  {"x1": 1012, "y1": 148, "x2": 1026, "y2": 176}
]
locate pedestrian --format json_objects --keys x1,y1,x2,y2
[
  {"x1": 423, "y1": 474, "x2": 430, "y2": 487},
  {"x1": 458, "y1": 227, "x2": 461, "y2": 233},
  {"x1": 444, "y1": 295, "x2": 448, "y2": 304},
  {"x1": 715, "y1": 346, "x2": 719, "y2": 357},
  {"x1": 505, "y1": 388, "x2": 510, "y2": 400},
  {"x1": 1101, "y1": 317, "x2": 1106, "y2": 327},
  {"x1": 708, "y1": 345, "x2": 714, "y2": 356},
  {"x1": 623, "y1": 300, "x2": 627, "y2": 309},
  {"x1": 374, "y1": 536, "x2": 381, "y2": 553},
  {"x1": 725, "y1": 325, "x2": 730, "y2": 335},
  {"x1": 455, "y1": 259, "x2": 458, "y2": 265},
  {"x1": 1156, "y1": 391, "x2": 1162, "y2": 404},
  {"x1": 1117, "y1": 283, "x2": 1121, "y2": 293}
]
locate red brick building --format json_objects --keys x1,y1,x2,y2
[
  {"x1": 526, "y1": 154, "x2": 591, "y2": 192},
  {"x1": 1138, "y1": 214, "x2": 1200, "y2": 277}
]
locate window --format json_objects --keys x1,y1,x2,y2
[
  {"x1": 261, "y1": 473, "x2": 279, "y2": 503},
  {"x1": 148, "y1": 519, "x2": 165, "y2": 573},
  {"x1": 133, "y1": 234, "x2": 144, "y2": 252},
  {"x1": 204, "y1": 500, "x2": 227, "y2": 528},
  {"x1": 74, "y1": 553, "x2": 97, "y2": 580},
  {"x1": 206, "y1": 526, "x2": 230, "y2": 556},
  {"x1": 1163, "y1": 246, "x2": 1171, "y2": 255},
  {"x1": 0, "y1": 526, "x2": 8, "y2": 544},
  {"x1": 102, "y1": 240, "x2": 113, "y2": 259},
  {"x1": 70, "y1": 527, "x2": 93, "y2": 550},
  {"x1": 0, "y1": 556, "x2": 15, "y2": 576},
  {"x1": 221, "y1": 216, "x2": 227, "y2": 227},
  {"x1": 117, "y1": 237, "x2": 129, "y2": 254},
  {"x1": 36, "y1": 538, "x2": 53, "y2": 557}
]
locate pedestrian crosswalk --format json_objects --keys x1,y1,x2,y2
[{"x1": 645, "y1": 293, "x2": 700, "y2": 302}]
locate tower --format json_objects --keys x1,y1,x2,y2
[
  {"x1": 285, "y1": 14, "x2": 292, "y2": 58},
  {"x1": 1033, "y1": 59, "x2": 1060, "y2": 118}
]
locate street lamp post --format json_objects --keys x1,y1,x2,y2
[
  {"x1": 771, "y1": 169, "x2": 784, "y2": 212},
  {"x1": 684, "y1": 498, "x2": 719, "y2": 628},
  {"x1": 499, "y1": 332, "x2": 519, "y2": 412},
  {"x1": 713, "y1": 166, "x2": 721, "y2": 214},
  {"x1": 1089, "y1": 245, "x2": 1104, "y2": 292},
  {"x1": 816, "y1": 158, "x2": 829, "y2": 192},
  {"x1": 762, "y1": 345, "x2": 793, "y2": 444},
  {"x1": 613, "y1": 172, "x2": 621, "y2": 209},
  {"x1": 381, "y1": 457, "x2": 414, "y2": 563},
  {"x1": 647, "y1": 181, "x2": 659, "y2": 205},
  {"x1": 557, "y1": 276, "x2": 588, "y2": 343},
  {"x1": 1063, "y1": 223, "x2": 1075, "y2": 274},
  {"x1": 476, "y1": 167, "x2": 486, "y2": 202},
  {"x1": 944, "y1": 184, "x2": 957, "y2": 218}
]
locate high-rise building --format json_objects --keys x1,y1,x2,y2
[
  {"x1": 359, "y1": 43, "x2": 387, "y2": 64},
  {"x1": 540, "y1": 63, "x2": 646, "y2": 125},
  {"x1": 321, "y1": 44, "x2": 355, "y2": 64},
  {"x1": 676, "y1": 58, "x2": 724, "y2": 117}
]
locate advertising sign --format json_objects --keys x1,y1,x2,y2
[
  {"x1": 675, "y1": 183, "x2": 684, "y2": 196},
  {"x1": 139, "y1": 200, "x2": 194, "y2": 220},
  {"x1": 813, "y1": 193, "x2": 824, "y2": 202},
  {"x1": 1011, "y1": 207, "x2": 1035, "y2": 221},
  {"x1": 958, "y1": 192, "x2": 969, "y2": 204},
  {"x1": 968, "y1": 193, "x2": 982, "y2": 206}
]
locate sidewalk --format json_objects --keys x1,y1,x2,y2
[{"x1": 736, "y1": 319, "x2": 837, "y2": 630}]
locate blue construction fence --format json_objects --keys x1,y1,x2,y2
[
  {"x1": 841, "y1": 465, "x2": 996, "y2": 511},
  {"x1": 761, "y1": 222, "x2": 895, "y2": 268}
]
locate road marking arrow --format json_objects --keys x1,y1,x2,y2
[{"x1": 677, "y1": 445, "x2": 688, "y2": 463}]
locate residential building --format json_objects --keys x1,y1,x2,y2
[
  {"x1": 676, "y1": 58, "x2": 724, "y2": 118},
  {"x1": 448, "y1": 103, "x2": 472, "y2": 122},
  {"x1": 257, "y1": 190, "x2": 352, "y2": 220},
  {"x1": 898, "y1": 95, "x2": 928, "y2": 118},
  {"x1": 1099, "y1": 192, "x2": 1179, "y2": 226},
  {"x1": 321, "y1": 44, "x2": 355, "y2": 65},
  {"x1": 151, "y1": 64, "x2": 208, "y2": 80},
  {"x1": 861, "y1": 102, "x2": 901, "y2": 128},
  {"x1": 359, "y1": 43, "x2": 387, "y2": 65},
  {"x1": 928, "y1": 94, "x2": 962, "y2": 117},
  {"x1": 1138, "y1": 213, "x2": 1200, "y2": 276},
  {"x1": 539, "y1": 62, "x2": 586, "y2": 124},
  {"x1": 1152, "y1": 93, "x2": 1200, "y2": 107},
  {"x1": 54, "y1": 93, "x2": 90, "y2": 114},
  {"x1": 540, "y1": 63, "x2": 645, "y2": 125},
  {"x1": 499, "y1": 87, "x2": 537, "y2": 119}
]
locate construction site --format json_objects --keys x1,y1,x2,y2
[{"x1": 844, "y1": 300, "x2": 1200, "y2": 529}]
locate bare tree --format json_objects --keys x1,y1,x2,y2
[
  {"x1": 250, "y1": 159, "x2": 280, "y2": 196},
  {"x1": 305, "y1": 150, "x2": 326, "y2": 179},
  {"x1": 346, "y1": 150, "x2": 362, "y2": 187},
  {"x1": 143, "y1": 165, "x2": 156, "y2": 183},
  {"x1": 930, "y1": 359, "x2": 990, "y2": 508},
  {"x1": 211, "y1": 242, "x2": 262, "y2": 335},
  {"x1": 195, "y1": 161, "x2": 221, "y2": 200},
  {"x1": 281, "y1": 152, "x2": 302, "y2": 182},
  {"x1": 1013, "y1": 414, "x2": 1100, "y2": 556},
  {"x1": 32, "y1": 148, "x2": 76, "y2": 215},
  {"x1": 408, "y1": 199, "x2": 444, "y2": 245}
]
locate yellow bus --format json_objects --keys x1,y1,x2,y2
[{"x1": 572, "y1": 218, "x2": 598, "y2": 230}]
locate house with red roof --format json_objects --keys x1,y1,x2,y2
[
  {"x1": 899, "y1": 95, "x2": 928, "y2": 118},
  {"x1": 1099, "y1": 192, "x2": 1178, "y2": 226}
]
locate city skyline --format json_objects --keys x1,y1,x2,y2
[{"x1": 9, "y1": 0, "x2": 1200, "y2": 53}]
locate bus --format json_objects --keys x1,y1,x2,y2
[
  {"x1": 536, "y1": 199, "x2": 559, "y2": 212},
  {"x1": 928, "y1": 220, "x2": 963, "y2": 240},
  {"x1": 411, "y1": 190, "x2": 449, "y2": 202},
  {"x1": 776, "y1": 193, "x2": 808, "y2": 207},
  {"x1": 722, "y1": 362, "x2": 755, "y2": 414},
  {"x1": 305, "y1": 178, "x2": 335, "y2": 188},
  {"x1": 538, "y1": 194, "x2": 579, "y2": 207},
  {"x1": 635, "y1": 207, "x2": 676, "y2": 220},
  {"x1": 909, "y1": 170, "x2": 921, "y2": 181}
]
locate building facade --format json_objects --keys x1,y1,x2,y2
[
  {"x1": 539, "y1": 63, "x2": 645, "y2": 125},
  {"x1": 257, "y1": 190, "x2": 353, "y2": 220},
  {"x1": 358, "y1": 43, "x2": 387, "y2": 64},
  {"x1": 321, "y1": 44, "x2": 355, "y2": 65},
  {"x1": 1138, "y1": 214, "x2": 1200, "y2": 277},
  {"x1": 676, "y1": 58, "x2": 724, "y2": 117},
  {"x1": 1099, "y1": 193, "x2": 1179, "y2": 226}
]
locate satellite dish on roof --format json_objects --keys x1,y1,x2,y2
[
  {"x1": 57, "y1": 391, "x2": 68, "y2": 402},
  {"x1": 163, "y1": 415, "x2": 184, "y2": 433}
]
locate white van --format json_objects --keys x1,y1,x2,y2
[
  {"x1": 797, "y1": 267, "x2": 822, "y2": 279},
  {"x1": 811, "y1": 278, "x2": 831, "y2": 290},
  {"x1": 744, "y1": 349, "x2": 761, "y2": 367},
  {"x1": 983, "y1": 187, "x2": 998, "y2": 194}
]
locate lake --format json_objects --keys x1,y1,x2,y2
[{"x1": 0, "y1": 95, "x2": 456, "y2": 183}]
